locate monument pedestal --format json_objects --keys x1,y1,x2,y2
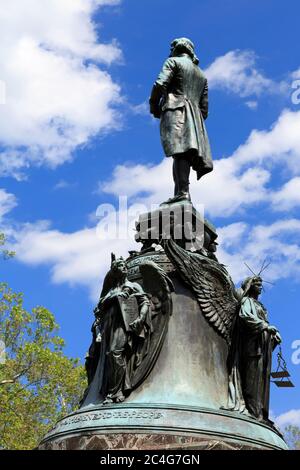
[
  {"x1": 38, "y1": 404, "x2": 287, "y2": 450},
  {"x1": 39, "y1": 252, "x2": 287, "y2": 450}
]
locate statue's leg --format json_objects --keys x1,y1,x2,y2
[
  {"x1": 173, "y1": 154, "x2": 191, "y2": 194},
  {"x1": 160, "y1": 154, "x2": 191, "y2": 205},
  {"x1": 172, "y1": 158, "x2": 179, "y2": 196}
]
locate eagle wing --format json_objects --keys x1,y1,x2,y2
[
  {"x1": 164, "y1": 238, "x2": 238, "y2": 345},
  {"x1": 129, "y1": 260, "x2": 174, "y2": 389}
]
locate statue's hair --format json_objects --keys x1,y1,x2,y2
[
  {"x1": 110, "y1": 254, "x2": 126, "y2": 272},
  {"x1": 241, "y1": 276, "x2": 262, "y2": 297},
  {"x1": 100, "y1": 255, "x2": 127, "y2": 297},
  {"x1": 170, "y1": 37, "x2": 199, "y2": 65}
]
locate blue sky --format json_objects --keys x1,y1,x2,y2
[{"x1": 1, "y1": 0, "x2": 300, "y2": 428}]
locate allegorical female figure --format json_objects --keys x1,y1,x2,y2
[
  {"x1": 228, "y1": 276, "x2": 281, "y2": 422},
  {"x1": 149, "y1": 37, "x2": 213, "y2": 204},
  {"x1": 84, "y1": 255, "x2": 151, "y2": 405},
  {"x1": 81, "y1": 255, "x2": 174, "y2": 408}
]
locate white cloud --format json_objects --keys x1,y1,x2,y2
[
  {"x1": 233, "y1": 109, "x2": 300, "y2": 171},
  {"x1": 217, "y1": 219, "x2": 300, "y2": 284},
  {"x1": 100, "y1": 108, "x2": 300, "y2": 216},
  {"x1": 291, "y1": 69, "x2": 300, "y2": 80},
  {"x1": 53, "y1": 179, "x2": 77, "y2": 190},
  {"x1": 0, "y1": 80, "x2": 5, "y2": 105},
  {"x1": 1, "y1": 41, "x2": 300, "y2": 299},
  {"x1": 6, "y1": 211, "x2": 137, "y2": 301},
  {"x1": 0, "y1": 189, "x2": 17, "y2": 221},
  {"x1": 272, "y1": 177, "x2": 300, "y2": 211},
  {"x1": 275, "y1": 409, "x2": 300, "y2": 429},
  {"x1": 205, "y1": 50, "x2": 286, "y2": 99},
  {"x1": 0, "y1": 0, "x2": 122, "y2": 179},
  {"x1": 130, "y1": 101, "x2": 149, "y2": 116},
  {"x1": 100, "y1": 162, "x2": 238, "y2": 217},
  {"x1": 3, "y1": 215, "x2": 299, "y2": 302},
  {"x1": 245, "y1": 100, "x2": 258, "y2": 110},
  {"x1": 100, "y1": 146, "x2": 270, "y2": 218},
  {"x1": 100, "y1": 160, "x2": 173, "y2": 200},
  {"x1": 0, "y1": 186, "x2": 299, "y2": 302}
]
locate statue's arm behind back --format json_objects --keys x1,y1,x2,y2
[
  {"x1": 149, "y1": 58, "x2": 176, "y2": 118},
  {"x1": 199, "y1": 78, "x2": 209, "y2": 120}
]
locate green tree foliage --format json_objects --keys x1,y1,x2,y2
[
  {"x1": 0, "y1": 283, "x2": 87, "y2": 449},
  {"x1": 0, "y1": 233, "x2": 15, "y2": 260},
  {"x1": 284, "y1": 425, "x2": 300, "y2": 450}
]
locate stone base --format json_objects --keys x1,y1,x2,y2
[{"x1": 38, "y1": 404, "x2": 288, "y2": 450}]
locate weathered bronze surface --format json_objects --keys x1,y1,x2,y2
[
  {"x1": 39, "y1": 405, "x2": 287, "y2": 450},
  {"x1": 40, "y1": 240, "x2": 286, "y2": 450}
]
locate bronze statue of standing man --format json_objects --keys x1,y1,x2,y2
[{"x1": 150, "y1": 38, "x2": 213, "y2": 204}]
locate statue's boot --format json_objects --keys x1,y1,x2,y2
[{"x1": 160, "y1": 191, "x2": 191, "y2": 206}]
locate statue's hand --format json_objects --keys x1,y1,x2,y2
[
  {"x1": 273, "y1": 332, "x2": 282, "y2": 344},
  {"x1": 95, "y1": 332, "x2": 102, "y2": 343},
  {"x1": 119, "y1": 290, "x2": 130, "y2": 300},
  {"x1": 267, "y1": 325, "x2": 278, "y2": 335},
  {"x1": 103, "y1": 289, "x2": 123, "y2": 304},
  {"x1": 129, "y1": 317, "x2": 144, "y2": 334},
  {"x1": 149, "y1": 102, "x2": 161, "y2": 119}
]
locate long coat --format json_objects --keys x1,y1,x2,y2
[{"x1": 150, "y1": 54, "x2": 213, "y2": 179}]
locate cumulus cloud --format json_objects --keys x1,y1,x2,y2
[
  {"x1": 217, "y1": 219, "x2": 300, "y2": 284},
  {"x1": 272, "y1": 177, "x2": 300, "y2": 211},
  {"x1": 4, "y1": 213, "x2": 300, "y2": 300},
  {"x1": 0, "y1": 0, "x2": 122, "y2": 179},
  {"x1": 233, "y1": 109, "x2": 300, "y2": 171},
  {"x1": 1, "y1": 38, "x2": 300, "y2": 298},
  {"x1": 1, "y1": 180, "x2": 300, "y2": 300},
  {"x1": 6, "y1": 209, "x2": 138, "y2": 300},
  {"x1": 205, "y1": 50, "x2": 287, "y2": 99},
  {"x1": 0, "y1": 189, "x2": 17, "y2": 221},
  {"x1": 275, "y1": 409, "x2": 300, "y2": 429},
  {"x1": 100, "y1": 108, "x2": 300, "y2": 216},
  {"x1": 100, "y1": 160, "x2": 173, "y2": 200},
  {"x1": 101, "y1": 157, "x2": 270, "y2": 218}
]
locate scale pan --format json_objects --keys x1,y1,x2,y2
[
  {"x1": 271, "y1": 370, "x2": 290, "y2": 378},
  {"x1": 273, "y1": 380, "x2": 294, "y2": 388}
]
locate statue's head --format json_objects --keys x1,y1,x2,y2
[
  {"x1": 110, "y1": 253, "x2": 128, "y2": 279},
  {"x1": 170, "y1": 37, "x2": 199, "y2": 65},
  {"x1": 208, "y1": 240, "x2": 218, "y2": 254},
  {"x1": 241, "y1": 276, "x2": 263, "y2": 297}
]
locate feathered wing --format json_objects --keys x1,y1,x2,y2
[
  {"x1": 130, "y1": 260, "x2": 174, "y2": 389},
  {"x1": 164, "y1": 238, "x2": 238, "y2": 345},
  {"x1": 139, "y1": 261, "x2": 174, "y2": 316},
  {"x1": 99, "y1": 269, "x2": 115, "y2": 298}
]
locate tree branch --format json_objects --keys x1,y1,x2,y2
[{"x1": 0, "y1": 363, "x2": 33, "y2": 386}]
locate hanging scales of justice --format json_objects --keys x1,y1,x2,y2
[
  {"x1": 271, "y1": 346, "x2": 294, "y2": 388},
  {"x1": 244, "y1": 260, "x2": 295, "y2": 389}
]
